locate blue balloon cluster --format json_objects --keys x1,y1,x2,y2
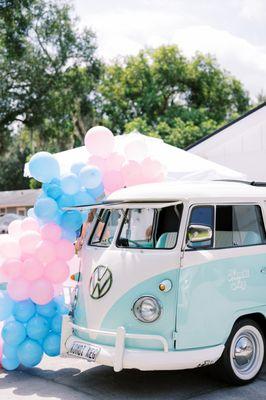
[
  {"x1": 1, "y1": 294, "x2": 67, "y2": 370},
  {"x1": 28, "y1": 155, "x2": 105, "y2": 241}
]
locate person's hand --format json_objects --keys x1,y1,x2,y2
[{"x1": 75, "y1": 237, "x2": 83, "y2": 252}]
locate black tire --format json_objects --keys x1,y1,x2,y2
[{"x1": 215, "y1": 318, "x2": 265, "y2": 385}]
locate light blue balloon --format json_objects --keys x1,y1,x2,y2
[
  {"x1": 3, "y1": 343, "x2": 18, "y2": 359},
  {"x1": 0, "y1": 292, "x2": 14, "y2": 321},
  {"x1": 43, "y1": 178, "x2": 61, "y2": 196},
  {"x1": 71, "y1": 162, "x2": 86, "y2": 175},
  {"x1": 79, "y1": 166, "x2": 102, "y2": 189},
  {"x1": 60, "y1": 210, "x2": 83, "y2": 231},
  {"x1": 54, "y1": 296, "x2": 68, "y2": 315},
  {"x1": 51, "y1": 314, "x2": 62, "y2": 334},
  {"x1": 27, "y1": 207, "x2": 37, "y2": 218},
  {"x1": 57, "y1": 194, "x2": 76, "y2": 209},
  {"x1": 2, "y1": 355, "x2": 20, "y2": 371},
  {"x1": 47, "y1": 183, "x2": 62, "y2": 199},
  {"x1": 13, "y1": 299, "x2": 36, "y2": 323},
  {"x1": 29, "y1": 152, "x2": 60, "y2": 183},
  {"x1": 2, "y1": 321, "x2": 26, "y2": 346},
  {"x1": 53, "y1": 210, "x2": 63, "y2": 226},
  {"x1": 36, "y1": 300, "x2": 57, "y2": 319},
  {"x1": 74, "y1": 190, "x2": 95, "y2": 206},
  {"x1": 89, "y1": 183, "x2": 104, "y2": 199},
  {"x1": 61, "y1": 229, "x2": 77, "y2": 242},
  {"x1": 43, "y1": 333, "x2": 61, "y2": 357},
  {"x1": 17, "y1": 339, "x2": 43, "y2": 367},
  {"x1": 27, "y1": 315, "x2": 50, "y2": 341},
  {"x1": 61, "y1": 173, "x2": 80, "y2": 195},
  {"x1": 81, "y1": 211, "x2": 88, "y2": 223},
  {"x1": 34, "y1": 197, "x2": 58, "y2": 220}
]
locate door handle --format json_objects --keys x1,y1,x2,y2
[{"x1": 260, "y1": 267, "x2": 266, "y2": 273}]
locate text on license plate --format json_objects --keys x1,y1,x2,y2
[{"x1": 68, "y1": 342, "x2": 100, "y2": 362}]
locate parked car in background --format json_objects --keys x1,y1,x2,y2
[{"x1": 0, "y1": 213, "x2": 24, "y2": 234}]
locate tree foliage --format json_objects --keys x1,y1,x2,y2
[
  {"x1": 0, "y1": 2, "x2": 253, "y2": 190},
  {"x1": 99, "y1": 46, "x2": 250, "y2": 147},
  {"x1": 0, "y1": 0, "x2": 101, "y2": 155}
]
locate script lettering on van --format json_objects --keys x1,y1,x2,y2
[{"x1": 227, "y1": 269, "x2": 250, "y2": 291}]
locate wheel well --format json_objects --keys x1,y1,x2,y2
[{"x1": 235, "y1": 313, "x2": 266, "y2": 337}]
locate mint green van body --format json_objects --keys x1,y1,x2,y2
[{"x1": 61, "y1": 181, "x2": 266, "y2": 383}]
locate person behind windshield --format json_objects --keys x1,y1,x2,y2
[{"x1": 75, "y1": 209, "x2": 97, "y2": 252}]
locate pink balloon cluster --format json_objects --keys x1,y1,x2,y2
[
  {"x1": 85, "y1": 127, "x2": 166, "y2": 195},
  {"x1": 0, "y1": 219, "x2": 74, "y2": 305},
  {"x1": 0, "y1": 323, "x2": 3, "y2": 367}
]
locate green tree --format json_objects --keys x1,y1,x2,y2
[
  {"x1": 99, "y1": 46, "x2": 250, "y2": 146},
  {"x1": 0, "y1": 137, "x2": 31, "y2": 191},
  {"x1": 0, "y1": 0, "x2": 101, "y2": 155}
]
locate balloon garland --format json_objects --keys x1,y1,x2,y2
[{"x1": 0, "y1": 126, "x2": 166, "y2": 370}]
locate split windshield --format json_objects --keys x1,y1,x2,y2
[
  {"x1": 89, "y1": 204, "x2": 183, "y2": 249},
  {"x1": 89, "y1": 209, "x2": 122, "y2": 247}
]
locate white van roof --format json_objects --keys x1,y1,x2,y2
[{"x1": 106, "y1": 181, "x2": 266, "y2": 204}]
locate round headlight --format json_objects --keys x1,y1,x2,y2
[{"x1": 132, "y1": 296, "x2": 161, "y2": 323}]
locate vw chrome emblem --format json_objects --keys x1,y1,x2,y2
[{"x1": 89, "y1": 265, "x2": 113, "y2": 299}]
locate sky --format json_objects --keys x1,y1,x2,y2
[{"x1": 73, "y1": 0, "x2": 266, "y2": 99}]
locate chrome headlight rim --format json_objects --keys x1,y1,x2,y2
[{"x1": 132, "y1": 295, "x2": 162, "y2": 323}]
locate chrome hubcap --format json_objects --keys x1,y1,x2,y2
[
  {"x1": 230, "y1": 326, "x2": 264, "y2": 379},
  {"x1": 234, "y1": 335, "x2": 255, "y2": 369}
]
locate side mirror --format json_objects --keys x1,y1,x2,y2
[{"x1": 187, "y1": 224, "x2": 213, "y2": 248}]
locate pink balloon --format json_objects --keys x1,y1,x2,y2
[
  {"x1": 8, "y1": 219, "x2": 22, "y2": 238},
  {"x1": 87, "y1": 155, "x2": 108, "y2": 174},
  {"x1": 44, "y1": 260, "x2": 69, "y2": 284},
  {"x1": 21, "y1": 217, "x2": 40, "y2": 232},
  {"x1": 106, "y1": 152, "x2": 125, "y2": 171},
  {"x1": 8, "y1": 278, "x2": 30, "y2": 301},
  {"x1": 21, "y1": 257, "x2": 44, "y2": 281},
  {"x1": 121, "y1": 161, "x2": 143, "y2": 187},
  {"x1": 19, "y1": 231, "x2": 41, "y2": 254},
  {"x1": 141, "y1": 157, "x2": 165, "y2": 183},
  {"x1": 103, "y1": 170, "x2": 125, "y2": 193},
  {"x1": 30, "y1": 278, "x2": 54, "y2": 305},
  {"x1": 41, "y1": 223, "x2": 61, "y2": 242},
  {"x1": 0, "y1": 332, "x2": 3, "y2": 366},
  {"x1": 53, "y1": 284, "x2": 64, "y2": 296},
  {"x1": 56, "y1": 239, "x2": 74, "y2": 261},
  {"x1": 0, "y1": 235, "x2": 21, "y2": 259},
  {"x1": 35, "y1": 240, "x2": 57, "y2": 264},
  {"x1": 85, "y1": 126, "x2": 115, "y2": 157},
  {"x1": 1, "y1": 258, "x2": 22, "y2": 280},
  {"x1": 124, "y1": 139, "x2": 148, "y2": 162}
]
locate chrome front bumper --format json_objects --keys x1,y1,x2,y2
[{"x1": 60, "y1": 315, "x2": 224, "y2": 372}]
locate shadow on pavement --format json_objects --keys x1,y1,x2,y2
[
  {"x1": 0, "y1": 364, "x2": 228, "y2": 400},
  {"x1": 1, "y1": 361, "x2": 265, "y2": 400}
]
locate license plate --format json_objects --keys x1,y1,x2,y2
[{"x1": 68, "y1": 342, "x2": 100, "y2": 362}]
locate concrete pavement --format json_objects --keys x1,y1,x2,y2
[{"x1": 1, "y1": 356, "x2": 266, "y2": 400}]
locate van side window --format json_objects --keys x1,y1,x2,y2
[
  {"x1": 188, "y1": 206, "x2": 214, "y2": 249},
  {"x1": 117, "y1": 205, "x2": 183, "y2": 249},
  {"x1": 215, "y1": 205, "x2": 266, "y2": 248}
]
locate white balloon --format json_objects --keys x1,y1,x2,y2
[
  {"x1": 124, "y1": 139, "x2": 148, "y2": 162},
  {"x1": 0, "y1": 235, "x2": 21, "y2": 259},
  {"x1": 8, "y1": 219, "x2": 22, "y2": 238}
]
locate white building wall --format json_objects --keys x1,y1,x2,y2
[{"x1": 188, "y1": 105, "x2": 266, "y2": 181}]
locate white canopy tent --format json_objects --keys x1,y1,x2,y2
[
  {"x1": 24, "y1": 132, "x2": 246, "y2": 182},
  {"x1": 187, "y1": 103, "x2": 266, "y2": 181}
]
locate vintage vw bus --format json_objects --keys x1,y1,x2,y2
[{"x1": 61, "y1": 180, "x2": 266, "y2": 384}]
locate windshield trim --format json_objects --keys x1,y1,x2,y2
[{"x1": 64, "y1": 200, "x2": 181, "y2": 212}]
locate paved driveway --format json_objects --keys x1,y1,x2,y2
[{"x1": 1, "y1": 356, "x2": 266, "y2": 400}]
